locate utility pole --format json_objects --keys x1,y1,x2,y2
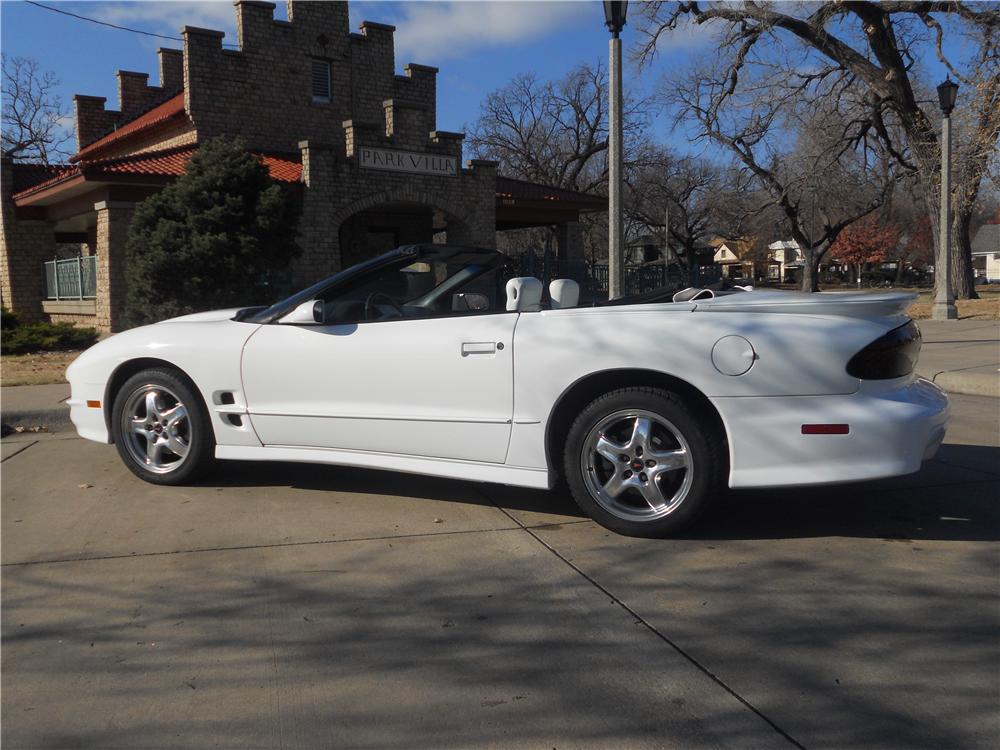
[
  {"x1": 933, "y1": 78, "x2": 959, "y2": 321},
  {"x1": 604, "y1": 1, "x2": 627, "y2": 300},
  {"x1": 663, "y1": 203, "x2": 670, "y2": 284}
]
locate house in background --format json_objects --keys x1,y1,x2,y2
[
  {"x1": 971, "y1": 223, "x2": 1000, "y2": 282},
  {"x1": 767, "y1": 240, "x2": 807, "y2": 283},
  {"x1": 710, "y1": 236, "x2": 769, "y2": 281},
  {"x1": 626, "y1": 234, "x2": 668, "y2": 266}
]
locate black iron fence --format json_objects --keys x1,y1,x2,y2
[{"x1": 513, "y1": 252, "x2": 719, "y2": 302}]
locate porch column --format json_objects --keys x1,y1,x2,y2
[
  {"x1": 94, "y1": 201, "x2": 135, "y2": 332},
  {"x1": 556, "y1": 220, "x2": 585, "y2": 262}
]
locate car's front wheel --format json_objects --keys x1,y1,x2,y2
[
  {"x1": 111, "y1": 368, "x2": 214, "y2": 485},
  {"x1": 564, "y1": 387, "x2": 724, "y2": 537}
]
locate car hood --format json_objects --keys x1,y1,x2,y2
[{"x1": 692, "y1": 290, "x2": 918, "y2": 319}]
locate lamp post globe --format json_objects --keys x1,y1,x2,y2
[
  {"x1": 604, "y1": 0, "x2": 628, "y2": 37},
  {"x1": 933, "y1": 77, "x2": 959, "y2": 320},
  {"x1": 937, "y1": 77, "x2": 959, "y2": 115}
]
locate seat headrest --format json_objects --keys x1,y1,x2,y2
[
  {"x1": 672, "y1": 287, "x2": 716, "y2": 303},
  {"x1": 549, "y1": 279, "x2": 580, "y2": 310},
  {"x1": 505, "y1": 277, "x2": 543, "y2": 312}
]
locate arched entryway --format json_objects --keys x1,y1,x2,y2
[{"x1": 333, "y1": 190, "x2": 476, "y2": 269}]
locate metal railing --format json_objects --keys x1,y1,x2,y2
[
  {"x1": 43, "y1": 256, "x2": 97, "y2": 300},
  {"x1": 514, "y1": 252, "x2": 721, "y2": 302}
]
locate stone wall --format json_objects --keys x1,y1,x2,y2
[
  {"x1": 0, "y1": 158, "x2": 55, "y2": 323},
  {"x1": 184, "y1": 1, "x2": 353, "y2": 154},
  {"x1": 182, "y1": 2, "x2": 444, "y2": 157}
]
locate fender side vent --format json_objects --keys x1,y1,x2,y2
[
  {"x1": 226, "y1": 414, "x2": 243, "y2": 427},
  {"x1": 219, "y1": 392, "x2": 236, "y2": 405}
]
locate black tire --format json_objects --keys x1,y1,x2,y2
[
  {"x1": 563, "y1": 387, "x2": 725, "y2": 538},
  {"x1": 111, "y1": 368, "x2": 215, "y2": 485}
]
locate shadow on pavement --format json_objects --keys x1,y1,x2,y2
[{"x1": 211, "y1": 442, "x2": 999, "y2": 542}]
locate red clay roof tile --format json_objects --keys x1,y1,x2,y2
[
  {"x1": 12, "y1": 146, "x2": 303, "y2": 202},
  {"x1": 71, "y1": 92, "x2": 188, "y2": 162}
]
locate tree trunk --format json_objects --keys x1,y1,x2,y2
[
  {"x1": 952, "y1": 209, "x2": 979, "y2": 299},
  {"x1": 894, "y1": 256, "x2": 906, "y2": 285},
  {"x1": 801, "y1": 252, "x2": 820, "y2": 292}
]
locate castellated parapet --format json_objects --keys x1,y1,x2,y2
[{"x1": 73, "y1": 0, "x2": 446, "y2": 159}]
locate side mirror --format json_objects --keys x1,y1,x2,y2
[{"x1": 278, "y1": 299, "x2": 324, "y2": 325}]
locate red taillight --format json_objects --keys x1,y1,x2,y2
[{"x1": 801, "y1": 424, "x2": 850, "y2": 435}]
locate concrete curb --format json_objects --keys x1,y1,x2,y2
[
  {"x1": 922, "y1": 371, "x2": 1000, "y2": 399},
  {"x1": 1, "y1": 407, "x2": 72, "y2": 435}
]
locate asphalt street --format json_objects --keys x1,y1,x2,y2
[{"x1": 2, "y1": 394, "x2": 998, "y2": 749}]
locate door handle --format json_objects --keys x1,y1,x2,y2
[{"x1": 461, "y1": 341, "x2": 496, "y2": 356}]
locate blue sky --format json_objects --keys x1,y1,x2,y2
[{"x1": 0, "y1": 1, "x2": 975, "y2": 162}]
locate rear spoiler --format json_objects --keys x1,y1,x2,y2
[{"x1": 692, "y1": 291, "x2": 918, "y2": 318}]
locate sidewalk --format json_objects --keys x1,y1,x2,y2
[
  {"x1": 1, "y1": 320, "x2": 997, "y2": 433},
  {"x1": 915, "y1": 319, "x2": 1000, "y2": 398}
]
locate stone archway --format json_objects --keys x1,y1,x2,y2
[{"x1": 331, "y1": 188, "x2": 476, "y2": 269}]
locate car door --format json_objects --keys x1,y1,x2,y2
[{"x1": 240, "y1": 312, "x2": 518, "y2": 463}]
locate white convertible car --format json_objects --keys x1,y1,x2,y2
[{"x1": 68, "y1": 244, "x2": 949, "y2": 537}]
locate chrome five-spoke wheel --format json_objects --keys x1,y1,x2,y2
[
  {"x1": 113, "y1": 368, "x2": 213, "y2": 484},
  {"x1": 581, "y1": 409, "x2": 693, "y2": 522},
  {"x1": 120, "y1": 384, "x2": 191, "y2": 474},
  {"x1": 565, "y1": 387, "x2": 724, "y2": 537}
]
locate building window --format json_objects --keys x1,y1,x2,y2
[{"x1": 311, "y1": 59, "x2": 331, "y2": 103}]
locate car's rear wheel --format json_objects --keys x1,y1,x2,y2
[
  {"x1": 564, "y1": 387, "x2": 724, "y2": 537},
  {"x1": 112, "y1": 368, "x2": 214, "y2": 485}
]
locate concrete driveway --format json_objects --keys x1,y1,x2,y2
[{"x1": 2, "y1": 394, "x2": 997, "y2": 749}]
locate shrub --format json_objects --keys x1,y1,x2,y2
[
  {"x1": 1, "y1": 306, "x2": 19, "y2": 330},
  {"x1": 1, "y1": 322, "x2": 98, "y2": 355},
  {"x1": 124, "y1": 136, "x2": 301, "y2": 327}
]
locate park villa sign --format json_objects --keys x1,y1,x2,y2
[{"x1": 359, "y1": 147, "x2": 458, "y2": 177}]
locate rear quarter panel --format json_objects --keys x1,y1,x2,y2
[{"x1": 507, "y1": 305, "x2": 898, "y2": 469}]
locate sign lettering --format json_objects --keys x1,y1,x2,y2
[{"x1": 359, "y1": 147, "x2": 458, "y2": 177}]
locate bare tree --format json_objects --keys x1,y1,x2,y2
[
  {"x1": 638, "y1": 1, "x2": 1000, "y2": 297},
  {"x1": 663, "y1": 48, "x2": 901, "y2": 291},
  {"x1": 470, "y1": 62, "x2": 650, "y2": 194},
  {"x1": 2, "y1": 54, "x2": 72, "y2": 163},
  {"x1": 471, "y1": 62, "x2": 652, "y2": 263},
  {"x1": 625, "y1": 145, "x2": 723, "y2": 279}
]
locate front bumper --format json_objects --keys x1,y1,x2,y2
[
  {"x1": 714, "y1": 378, "x2": 950, "y2": 488},
  {"x1": 67, "y1": 381, "x2": 111, "y2": 444}
]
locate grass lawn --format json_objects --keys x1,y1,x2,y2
[
  {"x1": 823, "y1": 287, "x2": 1000, "y2": 320},
  {"x1": 1, "y1": 350, "x2": 81, "y2": 386},
  {"x1": 904, "y1": 289, "x2": 1000, "y2": 320}
]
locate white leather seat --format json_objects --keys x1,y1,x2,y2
[
  {"x1": 549, "y1": 279, "x2": 580, "y2": 310},
  {"x1": 505, "y1": 277, "x2": 543, "y2": 312}
]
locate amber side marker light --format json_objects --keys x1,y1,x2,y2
[
  {"x1": 86, "y1": 400, "x2": 101, "y2": 409},
  {"x1": 802, "y1": 424, "x2": 849, "y2": 435}
]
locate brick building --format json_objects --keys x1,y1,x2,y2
[{"x1": 1, "y1": 0, "x2": 603, "y2": 331}]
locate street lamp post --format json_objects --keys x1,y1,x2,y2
[
  {"x1": 933, "y1": 77, "x2": 959, "y2": 321},
  {"x1": 604, "y1": 1, "x2": 627, "y2": 299}
]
